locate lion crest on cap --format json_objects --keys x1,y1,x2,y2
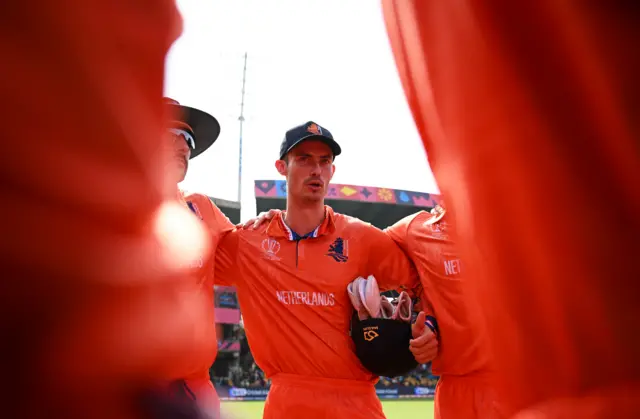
[{"x1": 307, "y1": 123, "x2": 322, "y2": 135}]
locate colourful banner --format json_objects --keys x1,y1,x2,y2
[
  {"x1": 254, "y1": 180, "x2": 441, "y2": 207},
  {"x1": 215, "y1": 308, "x2": 240, "y2": 324}
]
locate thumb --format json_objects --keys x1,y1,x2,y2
[{"x1": 412, "y1": 311, "x2": 426, "y2": 338}]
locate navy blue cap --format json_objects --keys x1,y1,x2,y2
[{"x1": 279, "y1": 121, "x2": 342, "y2": 160}]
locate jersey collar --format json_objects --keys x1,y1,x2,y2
[{"x1": 266, "y1": 206, "x2": 336, "y2": 240}]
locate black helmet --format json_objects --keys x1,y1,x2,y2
[{"x1": 350, "y1": 311, "x2": 418, "y2": 377}]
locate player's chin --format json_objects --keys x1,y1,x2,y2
[
  {"x1": 302, "y1": 193, "x2": 325, "y2": 203},
  {"x1": 174, "y1": 161, "x2": 189, "y2": 182},
  {"x1": 177, "y1": 159, "x2": 188, "y2": 174},
  {"x1": 168, "y1": 161, "x2": 188, "y2": 183}
]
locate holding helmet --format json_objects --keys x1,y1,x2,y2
[{"x1": 348, "y1": 275, "x2": 438, "y2": 378}]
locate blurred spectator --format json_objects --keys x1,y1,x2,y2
[
  {"x1": 378, "y1": 363, "x2": 438, "y2": 388},
  {"x1": 214, "y1": 361, "x2": 260, "y2": 388},
  {"x1": 216, "y1": 357, "x2": 437, "y2": 389},
  {"x1": 212, "y1": 327, "x2": 438, "y2": 390}
]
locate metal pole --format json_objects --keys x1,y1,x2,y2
[{"x1": 237, "y1": 52, "x2": 248, "y2": 203}]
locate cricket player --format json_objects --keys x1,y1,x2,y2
[
  {"x1": 382, "y1": 1, "x2": 640, "y2": 418},
  {"x1": 164, "y1": 98, "x2": 235, "y2": 417},
  {"x1": 1, "y1": 2, "x2": 224, "y2": 418},
  {"x1": 214, "y1": 121, "x2": 438, "y2": 419},
  {"x1": 385, "y1": 204, "x2": 503, "y2": 419}
]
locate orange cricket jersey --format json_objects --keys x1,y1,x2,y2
[
  {"x1": 214, "y1": 206, "x2": 418, "y2": 382},
  {"x1": 382, "y1": 1, "x2": 640, "y2": 417},
  {"x1": 0, "y1": 1, "x2": 223, "y2": 418},
  {"x1": 177, "y1": 190, "x2": 235, "y2": 380},
  {"x1": 385, "y1": 210, "x2": 489, "y2": 377}
]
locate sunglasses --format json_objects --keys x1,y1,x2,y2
[{"x1": 168, "y1": 128, "x2": 195, "y2": 150}]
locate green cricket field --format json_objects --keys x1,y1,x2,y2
[{"x1": 221, "y1": 399, "x2": 434, "y2": 419}]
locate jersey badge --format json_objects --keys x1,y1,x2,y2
[
  {"x1": 326, "y1": 237, "x2": 349, "y2": 262},
  {"x1": 261, "y1": 238, "x2": 281, "y2": 261}
]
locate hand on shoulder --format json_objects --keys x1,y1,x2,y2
[{"x1": 237, "y1": 208, "x2": 282, "y2": 230}]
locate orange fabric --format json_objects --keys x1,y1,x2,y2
[
  {"x1": 0, "y1": 1, "x2": 224, "y2": 418},
  {"x1": 263, "y1": 374, "x2": 385, "y2": 419},
  {"x1": 385, "y1": 210, "x2": 490, "y2": 378},
  {"x1": 178, "y1": 190, "x2": 234, "y2": 413},
  {"x1": 512, "y1": 386, "x2": 640, "y2": 419},
  {"x1": 386, "y1": 210, "x2": 500, "y2": 418},
  {"x1": 182, "y1": 378, "x2": 221, "y2": 418},
  {"x1": 215, "y1": 206, "x2": 417, "y2": 417},
  {"x1": 435, "y1": 375, "x2": 505, "y2": 419},
  {"x1": 383, "y1": 0, "x2": 640, "y2": 417}
]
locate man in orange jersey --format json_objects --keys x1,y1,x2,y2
[
  {"x1": 164, "y1": 98, "x2": 235, "y2": 418},
  {"x1": 245, "y1": 203, "x2": 492, "y2": 418},
  {"x1": 215, "y1": 121, "x2": 438, "y2": 419},
  {"x1": 382, "y1": 1, "x2": 640, "y2": 418},
  {"x1": 385, "y1": 204, "x2": 504, "y2": 419},
  {"x1": 0, "y1": 2, "x2": 230, "y2": 418}
]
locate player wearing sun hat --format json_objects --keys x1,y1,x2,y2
[{"x1": 163, "y1": 98, "x2": 235, "y2": 418}]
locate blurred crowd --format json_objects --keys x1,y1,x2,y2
[
  {"x1": 214, "y1": 359, "x2": 437, "y2": 389},
  {"x1": 212, "y1": 324, "x2": 438, "y2": 389},
  {"x1": 378, "y1": 363, "x2": 438, "y2": 388},
  {"x1": 226, "y1": 362, "x2": 270, "y2": 388}
]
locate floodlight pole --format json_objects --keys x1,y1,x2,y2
[{"x1": 237, "y1": 52, "x2": 248, "y2": 203}]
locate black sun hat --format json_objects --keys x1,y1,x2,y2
[
  {"x1": 350, "y1": 311, "x2": 419, "y2": 377},
  {"x1": 164, "y1": 98, "x2": 221, "y2": 159}
]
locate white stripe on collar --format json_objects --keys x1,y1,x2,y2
[{"x1": 281, "y1": 221, "x2": 321, "y2": 241}]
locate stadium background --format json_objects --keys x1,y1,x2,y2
[{"x1": 209, "y1": 180, "x2": 442, "y2": 418}]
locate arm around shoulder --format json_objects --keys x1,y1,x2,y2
[
  {"x1": 384, "y1": 211, "x2": 424, "y2": 254},
  {"x1": 214, "y1": 228, "x2": 240, "y2": 287},
  {"x1": 364, "y1": 223, "x2": 419, "y2": 292},
  {"x1": 189, "y1": 193, "x2": 235, "y2": 235}
]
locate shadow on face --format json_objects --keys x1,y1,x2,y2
[{"x1": 165, "y1": 130, "x2": 192, "y2": 183}]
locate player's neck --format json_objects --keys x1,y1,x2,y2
[{"x1": 284, "y1": 200, "x2": 325, "y2": 237}]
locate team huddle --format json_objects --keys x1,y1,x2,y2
[
  {"x1": 166, "y1": 99, "x2": 502, "y2": 419},
  {"x1": 8, "y1": 2, "x2": 634, "y2": 418}
]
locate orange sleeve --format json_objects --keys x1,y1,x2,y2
[
  {"x1": 214, "y1": 229, "x2": 241, "y2": 287},
  {"x1": 384, "y1": 212, "x2": 421, "y2": 254},
  {"x1": 211, "y1": 203, "x2": 235, "y2": 232},
  {"x1": 189, "y1": 193, "x2": 235, "y2": 235},
  {"x1": 363, "y1": 224, "x2": 419, "y2": 292},
  {"x1": 187, "y1": 194, "x2": 235, "y2": 287},
  {"x1": 205, "y1": 197, "x2": 236, "y2": 233},
  {"x1": 385, "y1": 212, "x2": 438, "y2": 327},
  {"x1": 0, "y1": 1, "x2": 216, "y2": 418},
  {"x1": 383, "y1": 1, "x2": 640, "y2": 417}
]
